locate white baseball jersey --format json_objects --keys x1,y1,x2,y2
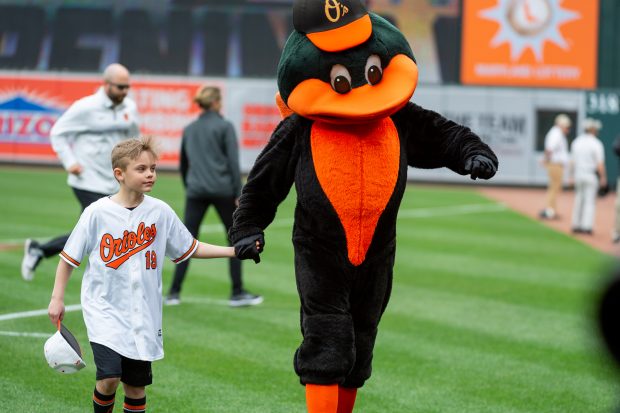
[
  {"x1": 544, "y1": 125, "x2": 569, "y2": 165},
  {"x1": 60, "y1": 195, "x2": 197, "y2": 361},
  {"x1": 571, "y1": 133, "x2": 605, "y2": 181}
]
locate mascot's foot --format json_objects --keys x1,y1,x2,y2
[{"x1": 306, "y1": 384, "x2": 358, "y2": 413}]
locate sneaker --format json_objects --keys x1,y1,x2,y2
[
  {"x1": 164, "y1": 293, "x2": 181, "y2": 306},
  {"x1": 21, "y1": 239, "x2": 43, "y2": 281},
  {"x1": 539, "y1": 209, "x2": 556, "y2": 220},
  {"x1": 613, "y1": 233, "x2": 620, "y2": 244},
  {"x1": 229, "y1": 291, "x2": 263, "y2": 307}
]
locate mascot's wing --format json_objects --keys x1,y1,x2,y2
[
  {"x1": 229, "y1": 115, "x2": 306, "y2": 243},
  {"x1": 393, "y1": 102, "x2": 498, "y2": 175}
]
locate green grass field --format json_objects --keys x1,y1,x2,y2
[{"x1": 0, "y1": 165, "x2": 618, "y2": 412}]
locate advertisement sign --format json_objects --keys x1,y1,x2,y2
[
  {"x1": 0, "y1": 74, "x2": 205, "y2": 167},
  {"x1": 410, "y1": 85, "x2": 584, "y2": 185},
  {"x1": 0, "y1": 73, "x2": 593, "y2": 186},
  {"x1": 461, "y1": 0, "x2": 599, "y2": 88}
]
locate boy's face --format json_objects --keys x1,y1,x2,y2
[{"x1": 115, "y1": 151, "x2": 157, "y2": 193}]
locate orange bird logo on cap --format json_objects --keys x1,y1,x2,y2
[{"x1": 325, "y1": 0, "x2": 349, "y2": 23}]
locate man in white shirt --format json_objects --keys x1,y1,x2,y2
[
  {"x1": 570, "y1": 118, "x2": 606, "y2": 235},
  {"x1": 540, "y1": 114, "x2": 571, "y2": 220},
  {"x1": 21, "y1": 63, "x2": 140, "y2": 281}
]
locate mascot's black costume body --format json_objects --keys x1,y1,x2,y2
[{"x1": 230, "y1": 1, "x2": 498, "y2": 411}]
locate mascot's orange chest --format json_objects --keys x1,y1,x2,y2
[{"x1": 310, "y1": 117, "x2": 400, "y2": 266}]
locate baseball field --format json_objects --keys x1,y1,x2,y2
[{"x1": 0, "y1": 165, "x2": 617, "y2": 412}]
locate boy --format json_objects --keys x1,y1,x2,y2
[{"x1": 48, "y1": 136, "x2": 237, "y2": 413}]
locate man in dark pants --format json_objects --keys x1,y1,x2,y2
[
  {"x1": 21, "y1": 63, "x2": 139, "y2": 281},
  {"x1": 165, "y1": 85, "x2": 262, "y2": 307}
]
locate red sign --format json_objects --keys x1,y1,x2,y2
[
  {"x1": 0, "y1": 74, "x2": 206, "y2": 167},
  {"x1": 241, "y1": 103, "x2": 281, "y2": 148}
]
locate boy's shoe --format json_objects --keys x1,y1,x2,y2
[
  {"x1": 229, "y1": 291, "x2": 263, "y2": 307},
  {"x1": 164, "y1": 293, "x2": 181, "y2": 306},
  {"x1": 21, "y1": 239, "x2": 43, "y2": 281}
]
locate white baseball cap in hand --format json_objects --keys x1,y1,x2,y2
[{"x1": 44, "y1": 321, "x2": 86, "y2": 374}]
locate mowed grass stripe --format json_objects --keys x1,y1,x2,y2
[
  {"x1": 375, "y1": 314, "x2": 615, "y2": 410},
  {"x1": 400, "y1": 249, "x2": 602, "y2": 291}
]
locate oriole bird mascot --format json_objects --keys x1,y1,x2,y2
[{"x1": 229, "y1": 0, "x2": 499, "y2": 411}]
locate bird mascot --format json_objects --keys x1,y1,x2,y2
[{"x1": 229, "y1": 0, "x2": 499, "y2": 411}]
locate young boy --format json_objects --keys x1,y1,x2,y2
[{"x1": 48, "y1": 136, "x2": 236, "y2": 413}]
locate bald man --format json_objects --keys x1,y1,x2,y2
[{"x1": 21, "y1": 63, "x2": 140, "y2": 281}]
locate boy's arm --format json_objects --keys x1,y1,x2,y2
[
  {"x1": 48, "y1": 259, "x2": 74, "y2": 325},
  {"x1": 191, "y1": 242, "x2": 236, "y2": 259}
]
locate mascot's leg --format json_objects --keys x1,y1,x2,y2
[
  {"x1": 292, "y1": 245, "x2": 356, "y2": 413},
  {"x1": 336, "y1": 386, "x2": 357, "y2": 413},
  {"x1": 342, "y1": 245, "x2": 396, "y2": 396},
  {"x1": 306, "y1": 384, "x2": 338, "y2": 413},
  {"x1": 305, "y1": 384, "x2": 357, "y2": 413}
]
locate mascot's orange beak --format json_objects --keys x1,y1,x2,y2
[{"x1": 287, "y1": 54, "x2": 418, "y2": 123}]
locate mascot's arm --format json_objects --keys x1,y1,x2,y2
[
  {"x1": 228, "y1": 115, "x2": 302, "y2": 245},
  {"x1": 394, "y1": 102, "x2": 498, "y2": 178}
]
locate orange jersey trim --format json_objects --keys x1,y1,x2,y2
[
  {"x1": 60, "y1": 251, "x2": 80, "y2": 267},
  {"x1": 173, "y1": 239, "x2": 198, "y2": 263}
]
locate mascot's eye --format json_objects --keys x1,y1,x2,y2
[
  {"x1": 365, "y1": 55, "x2": 383, "y2": 85},
  {"x1": 330, "y1": 64, "x2": 352, "y2": 94}
]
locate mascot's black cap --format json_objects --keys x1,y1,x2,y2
[{"x1": 293, "y1": 0, "x2": 372, "y2": 52}]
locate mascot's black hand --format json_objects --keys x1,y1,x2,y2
[
  {"x1": 464, "y1": 155, "x2": 497, "y2": 180},
  {"x1": 234, "y1": 233, "x2": 265, "y2": 264}
]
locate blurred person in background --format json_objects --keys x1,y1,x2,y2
[
  {"x1": 21, "y1": 63, "x2": 139, "y2": 281},
  {"x1": 540, "y1": 114, "x2": 571, "y2": 220},
  {"x1": 569, "y1": 118, "x2": 606, "y2": 235},
  {"x1": 165, "y1": 85, "x2": 262, "y2": 307}
]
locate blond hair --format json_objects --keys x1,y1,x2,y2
[
  {"x1": 554, "y1": 114, "x2": 572, "y2": 128},
  {"x1": 583, "y1": 117, "x2": 602, "y2": 132},
  {"x1": 111, "y1": 136, "x2": 159, "y2": 170},
  {"x1": 194, "y1": 85, "x2": 221, "y2": 110}
]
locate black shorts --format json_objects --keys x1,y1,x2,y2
[{"x1": 90, "y1": 342, "x2": 153, "y2": 387}]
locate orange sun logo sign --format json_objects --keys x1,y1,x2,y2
[
  {"x1": 325, "y1": 0, "x2": 349, "y2": 23},
  {"x1": 461, "y1": 0, "x2": 599, "y2": 88}
]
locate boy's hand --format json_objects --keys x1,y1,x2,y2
[
  {"x1": 234, "y1": 233, "x2": 265, "y2": 263},
  {"x1": 48, "y1": 298, "x2": 65, "y2": 325}
]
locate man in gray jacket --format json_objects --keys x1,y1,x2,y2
[
  {"x1": 21, "y1": 63, "x2": 139, "y2": 281},
  {"x1": 165, "y1": 85, "x2": 262, "y2": 307}
]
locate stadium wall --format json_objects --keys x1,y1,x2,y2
[{"x1": 1, "y1": 71, "x2": 613, "y2": 186}]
